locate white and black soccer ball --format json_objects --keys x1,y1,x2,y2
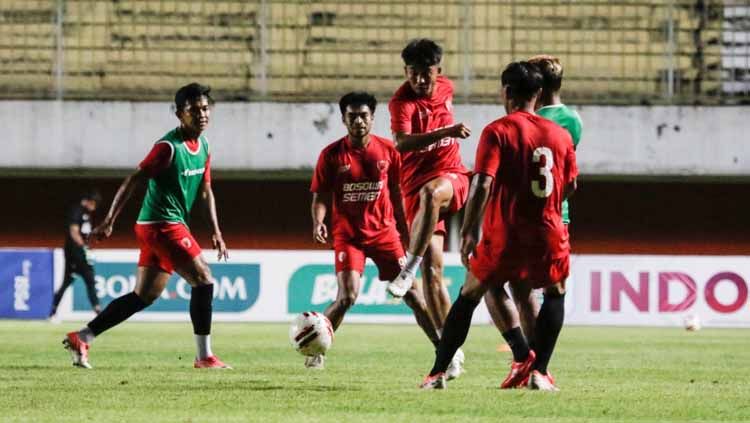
[{"x1": 289, "y1": 311, "x2": 334, "y2": 356}]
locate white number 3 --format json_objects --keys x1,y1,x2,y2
[{"x1": 531, "y1": 147, "x2": 554, "y2": 198}]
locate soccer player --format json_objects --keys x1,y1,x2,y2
[
  {"x1": 484, "y1": 55, "x2": 583, "y2": 388},
  {"x1": 387, "y1": 39, "x2": 472, "y2": 378},
  {"x1": 309, "y1": 91, "x2": 440, "y2": 369},
  {"x1": 50, "y1": 190, "x2": 103, "y2": 318},
  {"x1": 420, "y1": 62, "x2": 578, "y2": 391},
  {"x1": 62, "y1": 83, "x2": 231, "y2": 370}
]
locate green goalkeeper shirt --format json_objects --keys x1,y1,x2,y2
[{"x1": 537, "y1": 104, "x2": 582, "y2": 225}]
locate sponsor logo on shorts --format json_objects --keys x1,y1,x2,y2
[
  {"x1": 338, "y1": 251, "x2": 346, "y2": 263},
  {"x1": 181, "y1": 237, "x2": 192, "y2": 249}
]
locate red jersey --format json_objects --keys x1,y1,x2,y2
[
  {"x1": 310, "y1": 135, "x2": 402, "y2": 242},
  {"x1": 389, "y1": 75, "x2": 469, "y2": 196},
  {"x1": 474, "y1": 111, "x2": 578, "y2": 259}
]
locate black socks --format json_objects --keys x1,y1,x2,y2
[
  {"x1": 502, "y1": 326, "x2": 530, "y2": 363},
  {"x1": 532, "y1": 293, "x2": 565, "y2": 375},
  {"x1": 190, "y1": 284, "x2": 214, "y2": 335},
  {"x1": 87, "y1": 292, "x2": 148, "y2": 336},
  {"x1": 429, "y1": 293, "x2": 480, "y2": 376}
]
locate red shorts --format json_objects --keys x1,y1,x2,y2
[
  {"x1": 470, "y1": 242, "x2": 570, "y2": 289},
  {"x1": 134, "y1": 223, "x2": 202, "y2": 274},
  {"x1": 404, "y1": 171, "x2": 470, "y2": 235},
  {"x1": 334, "y1": 230, "x2": 406, "y2": 281}
]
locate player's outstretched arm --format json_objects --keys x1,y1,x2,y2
[
  {"x1": 311, "y1": 192, "x2": 329, "y2": 244},
  {"x1": 200, "y1": 180, "x2": 228, "y2": 261},
  {"x1": 459, "y1": 173, "x2": 493, "y2": 268},
  {"x1": 90, "y1": 169, "x2": 146, "y2": 241},
  {"x1": 393, "y1": 123, "x2": 471, "y2": 153}
]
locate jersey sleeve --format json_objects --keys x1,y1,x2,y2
[
  {"x1": 388, "y1": 148, "x2": 402, "y2": 190},
  {"x1": 203, "y1": 154, "x2": 212, "y2": 184},
  {"x1": 310, "y1": 150, "x2": 333, "y2": 193},
  {"x1": 564, "y1": 143, "x2": 579, "y2": 184},
  {"x1": 138, "y1": 141, "x2": 173, "y2": 177},
  {"x1": 67, "y1": 205, "x2": 83, "y2": 227},
  {"x1": 389, "y1": 100, "x2": 415, "y2": 134},
  {"x1": 474, "y1": 126, "x2": 502, "y2": 177}
]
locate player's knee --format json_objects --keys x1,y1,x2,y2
[
  {"x1": 194, "y1": 264, "x2": 213, "y2": 286},
  {"x1": 423, "y1": 264, "x2": 443, "y2": 285},
  {"x1": 338, "y1": 291, "x2": 358, "y2": 309},
  {"x1": 419, "y1": 184, "x2": 442, "y2": 209}
]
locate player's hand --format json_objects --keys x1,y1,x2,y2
[
  {"x1": 90, "y1": 220, "x2": 114, "y2": 241},
  {"x1": 313, "y1": 222, "x2": 328, "y2": 244},
  {"x1": 460, "y1": 232, "x2": 478, "y2": 269},
  {"x1": 447, "y1": 123, "x2": 471, "y2": 139},
  {"x1": 212, "y1": 232, "x2": 229, "y2": 261}
]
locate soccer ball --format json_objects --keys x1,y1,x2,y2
[
  {"x1": 289, "y1": 311, "x2": 334, "y2": 356},
  {"x1": 684, "y1": 314, "x2": 702, "y2": 331}
]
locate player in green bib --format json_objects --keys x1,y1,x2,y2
[
  {"x1": 62, "y1": 83, "x2": 231, "y2": 370},
  {"x1": 483, "y1": 56, "x2": 583, "y2": 389}
]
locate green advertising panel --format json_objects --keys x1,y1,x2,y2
[{"x1": 288, "y1": 264, "x2": 466, "y2": 314}]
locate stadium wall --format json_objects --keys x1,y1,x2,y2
[
  {"x1": 1, "y1": 248, "x2": 745, "y2": 328},
  {"x1": 4, "y1": 101, "x2": 750, "y2": 176}
]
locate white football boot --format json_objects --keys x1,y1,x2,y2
[
  {"x1": 445, "y1": 348, "x2": 465, "y2": 380},
  {"x1": 304, "y1": 354, "x2": 325, "y2": 370},
  {"x1": 387, "y1": 271, "x2": 414, "y2": 298},
  {"x1": 528, "y1": 370, "x2": 559, "y2": 391}
]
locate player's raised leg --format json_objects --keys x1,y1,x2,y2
[
  {"x1": 388, "y1": 177, "x2": 453, "y2": 297},
  {"x1": 64, "y1": 265, "x2": 167, "y2": 369}
]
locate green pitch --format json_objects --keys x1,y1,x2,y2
[{"x1": 1, "y1": 322, "x2": 748, "y2": 422}]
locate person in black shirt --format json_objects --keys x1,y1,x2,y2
[{"x1": 50, "y1": 191, "x2": 103, "y2": 317}]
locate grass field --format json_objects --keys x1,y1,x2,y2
[{"x1": 1, "y1": 321, "x2": 748, "y2": 422}]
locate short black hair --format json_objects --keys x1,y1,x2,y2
[
  {"x1": 501, "y1": 62, "x2": 543, "y2": 102},
  {"x1": 82, "y1": 190, "x2": 102, "y2": 204},
  {"x1": 401, "y1": 38, "x2": 442, "y2": 68},
  {"x1": 174, "y1": 82, "x2": 213, "y2": 112},
  {"x1": 339, "y1": 91, "x2": 377, "y2": 116}
]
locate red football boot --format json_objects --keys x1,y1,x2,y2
[
  {"x1": 500, "y1": 349, "x2": 536, "y2": 389},
  {"x1": 62, "y1": 331, "x2": 92, "y2": 369},
  {"x1": 194, "y1": 355, "x2": 232, "y2": 369}
]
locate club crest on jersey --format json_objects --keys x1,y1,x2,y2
[
  {"x1": 338, "y1": 164, "x2": 351, "y2": 174},
  {"x1": 377, "y1": 160, "x2": 389, "y2": 172}
]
